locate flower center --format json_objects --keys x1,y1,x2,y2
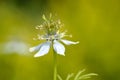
[{"x1": 33, "y1": 14, "x2": 72, "y2": 41}]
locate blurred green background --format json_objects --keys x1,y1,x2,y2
[{"x1": 0, "y1": 0, "x2": 120, "y2": 80}]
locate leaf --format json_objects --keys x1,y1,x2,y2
[
  {"x1": 78, "y1": 73, "x2": 98, "y2": 80},
  {"x1": 57, "y1": 74, "x2": 63, "y2": 80},
  {"x1": 66, "y1": 73, "x2": 74, "y2": 80},
  {"x1": 74, "y1": 69, "x2": 86, "y2": 80}
]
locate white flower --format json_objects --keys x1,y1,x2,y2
[
  {"x1": 29, "y1": 14, "x2": 79, "y2": 57},
  {"x1": 29, "y1": 33, "x2": 79, "y2": 57}
]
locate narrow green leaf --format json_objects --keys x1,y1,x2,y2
[
  {"x1": 78, "y1": 73, "x2": 98, "y2": 80},
  {"x1": 57, "y1": 74, "x2": 63, "y2": 80},
  {"x1": 74, "y1": 69, "x2": 85, "y2": 80},
  {"x1": 66, "y1": 73, "x2": 74, "y2": 80}
]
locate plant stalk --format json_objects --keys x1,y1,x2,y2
[{"x1": 53, "y1": 48, "x2": 57, "y2": 80}]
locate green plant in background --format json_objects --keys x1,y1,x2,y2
[
  {"x1": 29, "y1": 14, "x2": 97, "y2": 80},
  {"x1": 57, "y1": 69, "x2": 98, "y2": 80}
]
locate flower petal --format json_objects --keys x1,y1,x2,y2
[
  {"x1": 34, "y1": 42, "x2": 51, "y2": 57},
  {"x1": 53, "y1": 40, "x2": 65, "y2": 56},
  {"x1": 29, "y1": 44, "x2": 42, "y2": 52},
  {"x1": 61, "y1": 39, "x2": 79, "y2": 45}
]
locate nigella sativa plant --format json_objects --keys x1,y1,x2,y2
[
  {"x1": 29, "y1": 14, "x2": 79, "y2": 57},
  {"x1": 29, "y1": 14, "x2": 97, "y2": 80}
]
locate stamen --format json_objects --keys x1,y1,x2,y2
[
  {"x1": 69, "y1": 34, "x2": 72, "y2": 38},
  {"x1": 37, "y1": 34, "x2": 45, "y2": 40},
  {"x1": 35, "y1": 25, "x2": 43, "y2": 30},
  {"x1": 33, "y1": 14, "x2": 73, "y2": 42},
  {"x1": 58, "y1": 20, "x2": 61, "y2": 24},
  {"x1": 33, "y1": 38, "x2": 37, "y2": 41},
  {"x1": 64, "y1": 34, "x2": 72, "y2": 37},
  {"x1": 35, "y1": 26, "x2": 39, "y2": 29}
]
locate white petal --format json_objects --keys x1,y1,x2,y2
[
  {"x1": 29, "y1": 44, "x2": 42, "y2": 52},
  {"x1": 53, "y1": 40, "x2": 65, "y2": 56},
  {"x1": 61, "y1": 39, "x2": 79, "y2": 45},
  {"x1": 34, "y1": 42, "x2": 51, "y2": 57}
]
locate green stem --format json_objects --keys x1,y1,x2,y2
[{"x1": 53, "y1": 49, "x2": 57, "y2": 80}]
